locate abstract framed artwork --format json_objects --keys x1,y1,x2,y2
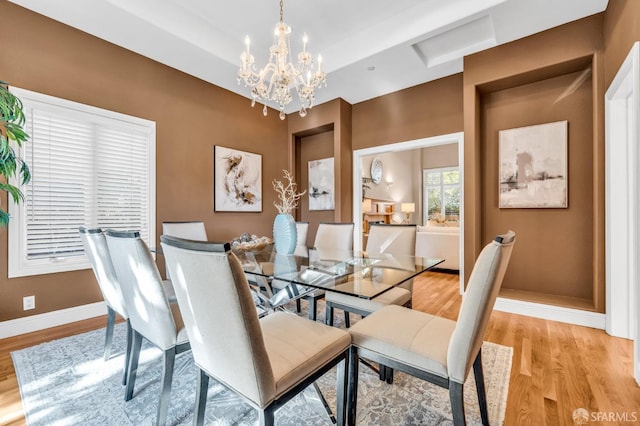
[
  {"x1": 308, "y1": 157, "x2": 335, "y2": 211},
  {"x1": 498, "y1": 120, "x2": 568, "y2": 208},
  {"x1": 214, "y1": 145, "x2": 262, "y2": 212}
]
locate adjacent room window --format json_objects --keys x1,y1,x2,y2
[
  {"x1": 8, "y1": 88, "x2": 156, "y2": 278},
  {"x1": 423, "y1": 167, "x2": 460, "y2": 224}
]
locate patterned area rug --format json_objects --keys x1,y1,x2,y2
[{"x1": 12, "y1": 306, "x2": 512, "y2": 425}]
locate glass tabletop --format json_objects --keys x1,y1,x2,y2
[{"x1": 233, "y1": 244, "x2": 444, "y2": 300}]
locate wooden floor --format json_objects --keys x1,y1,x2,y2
[{"x1": 1, "y1": 271, "x2": 639, "y2": 425}]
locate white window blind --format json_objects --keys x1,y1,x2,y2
[{"x1": 8, "y1": 87, "x2": 155, "y2": 278}]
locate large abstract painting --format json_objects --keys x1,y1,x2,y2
[
  {"x1": 214, "y1": 146, "x2": 262, "y2": 212},
  {"x1": 308, "y1": 157, "x2": 334, "y2": 211},
  {"x1": 499, "y1": 120, "x2": 568, "y2": 208}
]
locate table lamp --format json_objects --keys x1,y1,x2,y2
[{"x1": 400, "y1": 202, "x2": 415, "y2": 224}]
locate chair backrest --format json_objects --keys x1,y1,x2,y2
[
  {"x1": 162, "y1": 221, "x2": 208, "y2": 241},
  {"x1": 314, "y1": 222, "x2": 354, "y2": 250},
  {"x1": 447, "y1": 230, "x2": 516, "y2": 383},
  {"x1": 79, "y1": 227, "x2": 127, "y2": 318},
  {"x1": 365, "y1": 224, "x2": 416, "y2": 256},
  {"x1": 160, "y1": 235, "x2": 275, "y2": 406},
  {"x1": 105, "y1": 230, "x2": 178, "y2": 350},
  {"x1": 295, "y1": 222, "x2": 309, "y2": 247}
]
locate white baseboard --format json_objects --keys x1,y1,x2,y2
[
  {"x1": 0, "y1": 302, "x2": 107, "y2": 339},
  {"x1": 494, "y1": 297, "x2": 606, "y2": 329}
]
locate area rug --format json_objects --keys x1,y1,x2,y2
[{"x1": 12, "y1": 309, "x2": 512, "y2": 425}]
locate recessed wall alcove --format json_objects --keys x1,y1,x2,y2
[{"x1": 464, "y1": 14, "x2": 605, "y2": 315}]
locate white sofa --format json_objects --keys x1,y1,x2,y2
[{"x1": 414, "y1": 225, "x2": 460, "y2": 270}]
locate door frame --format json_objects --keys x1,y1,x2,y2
[
  {"x1": 605, "y1": 41, "x2": 640, "y2": 384},
  {"x1": 352, "y1": 132, "x2": 465, "y2": 294}
]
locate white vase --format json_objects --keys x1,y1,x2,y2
[{"x1": 273, "y1": 213, "x2": 297, "y2": 254}]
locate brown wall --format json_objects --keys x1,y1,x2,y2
[
  {"x1": 0, "y1": 2, "x2": 287, "y2": 321},
  {"x1": 352, "y1": 74, "x2": 464, "y2": 150},
  {"x1": 604, "y1": 0, "x2": 640, "y2": 88},
  {"x1": 1, "y1": 2, "x2": 629, "y2": 323},
  {"x1": 464, "y1": 14, "x2": 605, "y2": 310},
  {"x1": 482, "y1": 71, "x2": 594, "y2": 299},
  {"x1": 297, "y1": 131, "x2": 335, "y2": 244}
]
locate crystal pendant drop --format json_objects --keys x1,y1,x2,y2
[
  {"x1": 251, "y1": 99, "x2": 256, "y2": 107},
  {"x1": 299, "y1": 108, "x2": 307, "y2": 118},
  {"x1": 263, "y1": 105, "x2": 268, "y2": 116},
  {"x1": 279, "y1": 110, "x2": 286, "y2": 120}
]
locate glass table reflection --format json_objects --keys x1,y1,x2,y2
[{"x1": 234, "y1": 244, "x2": 444, "y2": 301}]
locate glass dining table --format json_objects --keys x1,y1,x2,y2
[{"x1": 233, "y1": 243, "x2": 444, "y2": 315}]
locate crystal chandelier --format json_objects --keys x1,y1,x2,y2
[{"x1": 237, "y1": 0, "x2": 326, "y2": 120}]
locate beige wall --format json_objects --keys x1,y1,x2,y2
[
  {"x1": 421, "y1": 143, "x2": 458, "y2": 169},
  {"x1": 0, "y1": 2, "x2": 288, "y2": 321}
]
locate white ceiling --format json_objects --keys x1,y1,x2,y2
[{"x1": 10, "y1": 0, "x2": 608, "y2": 113}]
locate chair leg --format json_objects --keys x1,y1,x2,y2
[
  {"x1": 308, "y1": 297, "x2": 317, "y2": 321},
  {"x1": 473, "y1": 350, "x2": 489, "y2": 426},
  {"x1": 335, "y1": 356, "x2": 347, "y2": 426},
  {"x1": 122, "y1": 320, "x2": 133, "y2": 386},
  {"x1": 449, "y1": 381, "x2": 466, "y2": 426},
  {"x1": 259, "y1": 408, "x2": 275, "y2": 426},
  {"x1": 346, "y1": 346, "x2": 359, "y2": 426},
  {"x1": 385, "y1": 366, "x2": 394, "y2": 384},
  {"x1": 194, "y1": 369, "x2": 209, "y2": 426},
  {"x1": 325, "y1": 303, "x2": 334, "y2": 326},
  {"x1": 125, "y1": 330, "x2": 143, "y2": 401},
  {"x1": 104, "y1": 307, "x2": 116, "y2": 361},
  {"x1": 344, "y1": 311, "x2": 351, "y2": 328},
  {"x1": 296, "y1": 298, "x2": 302, "y2": 313},
  {"x1": 156, "y1": 347, "x2": 177, "y2": 426}
]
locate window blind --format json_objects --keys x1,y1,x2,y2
[{"x1": 8, "y1": 87, "x2": 155, "y2": 277}]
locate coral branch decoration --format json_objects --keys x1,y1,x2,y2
[{"x1": 272, "y1": 169, "x2": 306, "y2": 214}]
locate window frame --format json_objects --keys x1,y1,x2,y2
[
  {"x1": 8, "y1": 87, "x2": 156, "y2": 278},
  {"x1": 422, "y1": 166, "x2": 460, "y2": 225}
]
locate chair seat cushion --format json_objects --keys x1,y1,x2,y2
[
  {"x1": 260, "y1": 312, "x2": 351, "y2": 398},
  {"x1": 348, "y1": 305, "x2": 456, "y2": 379},
  {"x1": 325, "y1": 286, "x2": 411, "y2": 314}
]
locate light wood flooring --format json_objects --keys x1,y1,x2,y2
[{"x1": 1, "y1": 271, "x2": 639, "y2": 425}]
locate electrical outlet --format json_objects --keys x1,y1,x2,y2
[{"x1": 23, "y1": 295, "x2": 35, "y2": 310}]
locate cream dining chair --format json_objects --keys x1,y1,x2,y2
[
  {"x1": 162, "y1": 221, "x2": 208, "y2": 241},
  {"x1": 105, "y1": 230, "x2": 190, "y2": 426},
  {"x1": 160, "y1": 235, "x2": 351, "y2": 426},
  {"x1": 269, "y1": 222, "x2": 353, "y2": 321},
  {"x1": 346, "y1": 231, "x2": 516, "y2": 426},
  {"x1": 324, "y1": 224, "x2": 416, "y2": 328},
  {"x1": 79, "y1": 227, "x2": 131, "y2": 386}
]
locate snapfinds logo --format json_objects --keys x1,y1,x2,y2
[{"x1": 573, "y1": 408, "x2": 638, "y2": 424}]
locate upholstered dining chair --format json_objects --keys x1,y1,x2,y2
[
  {"x1": 346, "y1": 231, "x2": 516, "y2": 426},
  {"x1": 270, "y1": 222, "x2": 354, "y2": 321},
  {"x1": 324, "y1": 224, "x2": 416, "y2": 328},
  {"x1": 79, "y1": 227, "x2": 131, "y2": 386},
  {"x1": 162, "y1": 221, "x2": 208, "y2": 280},
  {"x1": 105, "y1": 230, "x2": 190, "y2": 426},
  {"x1": 162, "y1": 221, "x2": 208, "y2": 241},
  {"x1": 160, "y1": 235, "x2": 351, "y2": 426}
]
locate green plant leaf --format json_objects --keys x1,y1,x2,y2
[
  {"x1": 0, "y1": 182, "x2": 24, "y2": 204},
  {"x1": 0, "y1": 209, "x2": 9, "y2": 227}
]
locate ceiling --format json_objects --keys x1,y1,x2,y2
[{"x1": 10, "y1": 0, "x2": 609, "y2": 113}]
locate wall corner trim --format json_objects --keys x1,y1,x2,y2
[
  {"x1": 494, "y1": 297, "x2": 606, "y2": 329},
  {"x1": 0, "y1": 302, "x2": 106, "y2": 339}
]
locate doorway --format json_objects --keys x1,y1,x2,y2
[
  {"x1": 352, "y1": 132, "x2": 465, "y2": 294},
  {"x1": 605, "y1": 41, "x2": 640, "y2": 384}
]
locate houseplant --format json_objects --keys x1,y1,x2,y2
[
  {"x1": 272, "y1": 169, "x2": 306, "y2": 254},
  {"x1": 0, "y1": 81, "x2": 30, "y2": 227}
]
